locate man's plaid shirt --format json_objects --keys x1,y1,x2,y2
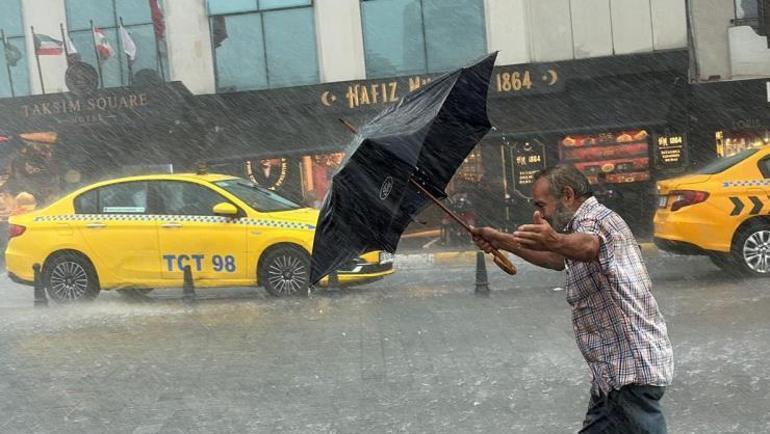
[{"x1": 564, "y1": 197, "x2": 673, "y2": 394}]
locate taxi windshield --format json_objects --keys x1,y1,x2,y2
[
  {"x1": 215, "y1": 179, "x2": 302, "y2": 212},
  {"x1": 695, "y1": 148, "x2": 759, "y2": 175}
]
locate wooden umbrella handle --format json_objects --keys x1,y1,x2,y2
[{"x1": 409, "y1": 179, "x2": 516, "y2": 275}]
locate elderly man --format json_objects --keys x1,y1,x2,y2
[{"x1": 472, "y1": 165, "x2": 673, "y2": 433}]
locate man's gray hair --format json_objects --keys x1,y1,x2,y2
[{"x1": 534, "y1": 165, "x2": 593, "y2": 199}]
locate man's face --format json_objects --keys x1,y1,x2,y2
[{"x1": 531, "y1": 178, "x2": 577, "y2": 232}]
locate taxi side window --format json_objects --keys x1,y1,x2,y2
[
  {"x1": 155, "y1": 181, "x2": 231, "y2": 216},
  {"x1": 98, "y1": 182, "x2": 148, "y2": 214},
  {"x1": 759, "y1": 157, "x2": 770, "y2": 178},
  {"x1": 74, "y1": 190, "x2": 98, "y2": 214},
  {"x1": 74, "y1": 182, "x2": 148, "y2": 214}
]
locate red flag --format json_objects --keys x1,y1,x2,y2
[{"x1": 149, "y1": 0, "x2": 165, "y2": 40}]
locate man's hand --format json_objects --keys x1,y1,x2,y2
[
  {"x1": 471, "y1": 226, "x2": 520, "y2": 253},
  {"x1": 513, "y1": 211, "x2": 563, "y2": 252}
]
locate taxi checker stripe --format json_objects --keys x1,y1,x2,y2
[
  {"x1": 33, "y1": 214, "x2": 314, "y2": 229},
  {"x1": 728, "y1": 196, "x2": 766, "y2": 216},
  {"x1": 723, "y1": 179, "x2": 770, "y2": 187}
]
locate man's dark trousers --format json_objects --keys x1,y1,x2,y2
[{"x1": 580, "y1": 384, "x2": 667, "y2": 434}]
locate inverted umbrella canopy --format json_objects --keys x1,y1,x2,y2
[{"x1": 310, "y1": 53, "x2": 499, "y2": 284}]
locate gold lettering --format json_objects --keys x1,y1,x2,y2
[
  {"x1": 388, "y1": 82, "x2": 398, "y2": 102},
  {"x1": 31, "y1": 105, "x2": 41, "y2": 116},
  {"x1": 87, "y1": 98, "x2": 96, "y2": 110},
  {"x1": 22, "y1": 105, "x2": 30, "y2": 117},
  {"x1": 68, "y1": 100, "x2": 81, "y2": 112},
  {"x1": 41, "y1": 103, "x2": 52, "y2": 114},
  {"x1": 346, "y1": 85, "x2": 359, "y2": 108},
  {"x1": 408, "y1": 77, "x2": 422, "y2": 92},
  {"x1": 359, "y1": 85, "x2": 370, "y2": 105},
  {"x1": 128, "y1": 95, "x2": 138, "y2": 107},
  {"x1": 139, "y1": 94, "x2": 148, "y2": 105},
  {"x1": 370, "y1": 84, "x2": 380, "y2": 104}
]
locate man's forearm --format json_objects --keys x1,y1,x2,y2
[
  {"x1": 513, "y1": 247, "x2": 565, "y2": 271},
  {"x1": 552, "y1": 232, "x2": 600, "y2": 263},
  {"x1": 495, "y1": 235, "x2": 564, "y2": 270}
]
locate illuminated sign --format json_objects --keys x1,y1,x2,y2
[
  {"x1": 511, "y1": 140, "x2": 547, "y2": 194},
  {"x1": 653, "y1": 134, "x2": 687, "y2": 170}
]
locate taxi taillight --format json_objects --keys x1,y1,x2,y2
[
  {"x1": 8, "y1": 224, "x2": 26, "y2": 239},
  {"x1": 670, "y1": 190, "x2": 709, "y2": 212}
]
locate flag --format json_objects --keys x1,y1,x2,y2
[
  {"x1": 211, "y1": 16, "x2": 228, "y2": 48},
  {"x1": 64, "y1": 32, "x2": 77, "y2": 54},
  {"x1": 149, "y1": 0, "x2": 165, "y2": 40},
  {"x1": 33, "y1": 34, "x2": 63, "y2": 56},
  {"x1": 93, "y1": 27, "x2": 113, "y2": 60},
  {"x1": 119, "y1": 24, "x2": 136, "y2": 62},
  {"x1": 3, "y1": 39, "x2": 22, "y2": 66}
]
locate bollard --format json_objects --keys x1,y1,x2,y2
[
  {"x1": 474, "y1": 251, "x2": 489, "y2": 294},
  {"x1": 182, "y1": 265, "x2": 196, "y2": 303},
  {"x1": 33, "y1": 263, "x2": 48, "y2": 307}
]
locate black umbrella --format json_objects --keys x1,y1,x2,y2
[{"x1": 310, "y1": 53, "x2": 515, "y2": 284}]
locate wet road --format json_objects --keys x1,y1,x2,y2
[{"x1": 1, "y1": 253, "x2": 769, "y2": 433}]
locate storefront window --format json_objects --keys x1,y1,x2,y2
[
  {"x1": 0, "y1": 132, "x2": 62, "y2": 224},
  {"x1": 715, "y1": 129, "x2": 769, "y2": 157},
  {"x1": 360, "y1": 0, "x2": 487, "y2": 78},
  {"x1": 65, "y1": 0, "x2": 167, "y2": 88},
  {"x1": 209, "y1": 0, "x2": 319, "y2": 92},
  {"x1": 0, "y1": 0, "x2": 31, "y2": 97},
  {"x1": 298, "y1": 152, "x2": 344, "y2": 208},
  {"x1": 559, "y1": 130, "x2": 651, "y2": 184}
]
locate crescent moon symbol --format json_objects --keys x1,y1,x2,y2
[
  {"x1": 321, "y1": 91, "x2": 337, "y2": 106},
  {"x1": 547, "y1": 69, "x2": 558, "y2": 86}
]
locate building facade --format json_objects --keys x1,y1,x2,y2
[{"x1": 0, "y1": 0, "x2": 717, "y2": 242}]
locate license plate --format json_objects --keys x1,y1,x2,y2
[
  {"x1": 658, "y1": 196, "x2": 668, "y2": 208},
  {"x1": 379, "y1": 252, "x2": 394, "y2": 264}
]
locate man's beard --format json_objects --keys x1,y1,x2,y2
[{"x1": 547, "y1": 202, "x2": 575, "y2": 233}]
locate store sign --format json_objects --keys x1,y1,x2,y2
[
  {"x1": 246, "y1": 158, "x2": 289, "y2": 190},
  {"x1": 653, "y1": 134, "x2": 687, "y2": 170},
  {"x1": 559, "y1": 130, "x2": 651, "y2": 184},
  {"x1": 19, "y1": 92, "x2": 150, "y2": 126},
  {"x1": 319, "y1": 65, "x2": 563, "y2": 110},
  {"x1": 512, "y1": 140, "x2": 546, "y2": 193}
]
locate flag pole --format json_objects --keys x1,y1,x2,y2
[
  {"x1": 30, "y1": 25, "x2": 45, "y2": 94},
  {"x1": 59, "y1": 23, "x2": 70, "y2": 66},
  {"x1": 119, "y1": 17, "x2": 132, "y2": 87},
  {"x1": 90, "y1": 20, "x2": 103, "y2": 88},
  {"x1": 154, "y1": 29, "x2": 164, "y2": 81},
  {"x1": 1, "y1": 29, "x2": 16, "y2": 97}
]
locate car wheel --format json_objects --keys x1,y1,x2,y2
[
  {"x1": 260, "y1": 246, "x2": 310, "y2": 297},
  {"x1": 732, "y1": 222, "x2": 770, "y2": 277},
  {"x1": 43, "y1": 252, "x2": 101, "y2": 302}
]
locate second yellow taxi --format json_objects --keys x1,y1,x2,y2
[{"x1": 654, "y1": 145, "x2": 770, "y2": 276}]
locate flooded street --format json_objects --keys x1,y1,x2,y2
[{"x1": 1, "y1": 253, "x2": 768, "y2": 433}]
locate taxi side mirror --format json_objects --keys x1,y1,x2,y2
[{"x1": 213, "y1": 202, "x2": 239, "y2": 217}]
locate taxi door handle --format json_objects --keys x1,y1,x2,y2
[
  {"x1": 86, "y1": 223, "x2": 106, "y2": 229},
  {"x1": 161, "y1": 223, "x2": 183, "y2": 229}
]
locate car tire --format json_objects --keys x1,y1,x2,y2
[
  {"x1": 259, "y1": 246, "x2": 311, "y2": 297},
  {"x1": 708, "y1": 254, "x2": 735, "y2": 271},
  {"x1": 43, "y1": 252, "x2": 101, "y2": 302},
  {"x1": 731, "y1": 221, "x2": 770, "y2": 277}
]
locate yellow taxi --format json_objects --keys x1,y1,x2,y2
[
  {"x1": 654, "y1": 145, "x2": 770, "y2": 276},
  {"x1": 5, "y1": 173, "x2": 395, "y2": 302}
]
